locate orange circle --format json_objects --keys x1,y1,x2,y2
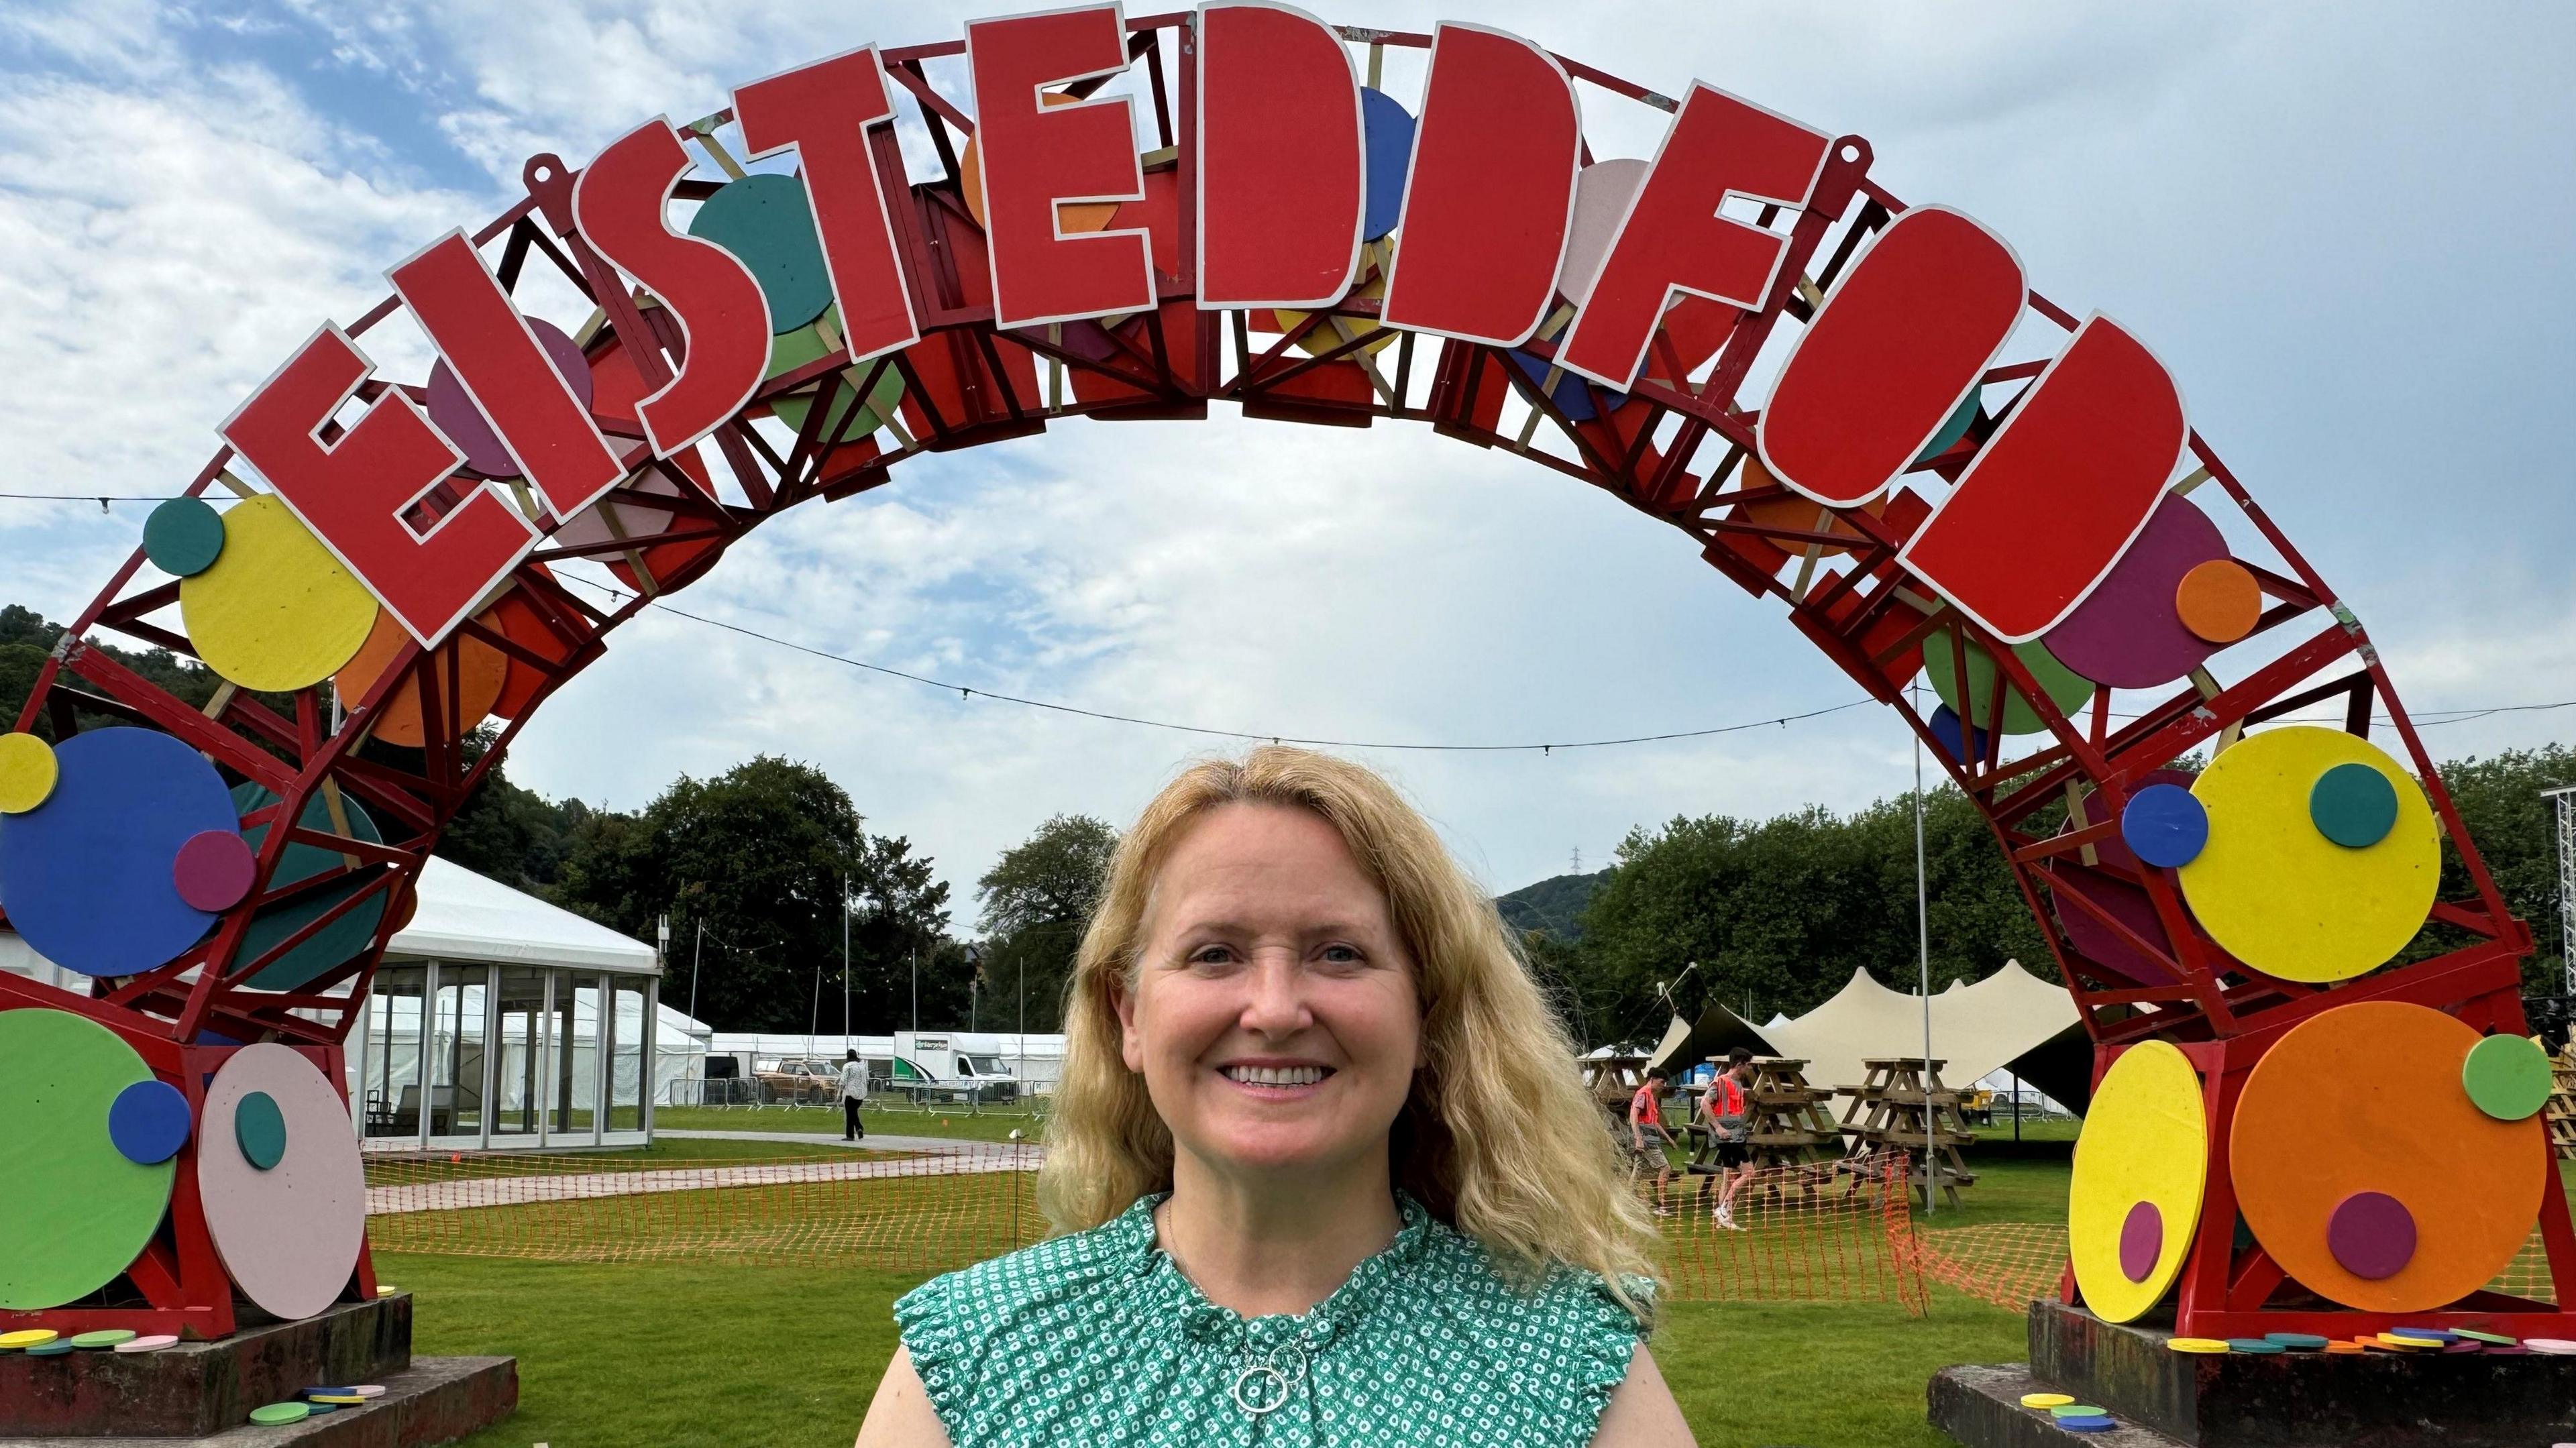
[
  {"x1": 2230, "y1": 1001, "x2": 2546, "y2": 1312},
  {"x1": 333, "y1": 611, "x2": 508, "y2": 748},
  {"x1": 961, "y1": 94, "x2": 1121, "y2": 235},
  {"x1": 486, "y1": 587, "x2": 574, "y2": 721},
  {"x1": 2174, "y1": 559, "x2": 2260, "y2": 644},
  {"x1": 1728, "y1": 457, "x2": 1886, "y2": 559}
]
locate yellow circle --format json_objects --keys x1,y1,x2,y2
[
  {"x1": 2070, "y1": 1040, "x2": 2207, "y2": 1323},
  {"x1": 2177, "y1": 726, "x2": 2437, "y2": 983},
  {"x1": 0, "y1": 732, "x2": 59, "y2": 814},
  {"x1": 2021, "y1": 1393, "x2": 2074, "y2": 1409},
  {"x1": 2167, "y1": 1338, "x2": 2230, "y2": 1353},
  {"x1": 179, "y1": 496, "x2": 379, "y2": 691},
  {"x1": 0, "y1": 1329, "x2": 59, "y2": 1348}
]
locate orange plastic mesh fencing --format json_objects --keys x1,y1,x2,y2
[
  {"x1": 1640, "y1": 1154, "x2": 1926, "y2": 1315},
  {"x1": 364, "y1": 1144, "x2": 1047, "y2": 1274},
  {"x1": 1906, "y1": 1223, "x2": 2565, "y2": 1315}
]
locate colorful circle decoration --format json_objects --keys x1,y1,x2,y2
[
  {"x1": 2309, "y1": 761, "x2": 2398, "y2": 848},
  {"x1": 688, "y1": 173, "x2": 833, "y2": 335},
  {"x1": 426, "y1": 319, "x2": 593, "y2": 478},
  {"x1": 2176, "y1": 726, "x2": 2438, "y2": 983},
  {"x1": 959, "y1": 95, "x2": 1122, "y2": 237},
  {"x1": 2118, "y1": 783, "x2": 2208, "y2": 869},
  {"x1": 1359, "y1": 87, "x2": 1414, "y2": 241},
  {"x1": 333, "y1": 608, "x2": 508, "y2": 749},
  {"x1": 0, "y1": 726, "x2": 239, "y2": 978},
  {"x1": 1916, "y1": 394, "x2": 1980, "y2": 464},
  {"x1": 0, "y1": 1329, "x2": 61, "y2": 1349},
  {"x1": 2174, "y1": 558, "x2": 2261, "y2": 645},
  {"x1": 142, "y1": 496, "x2": 227, "y2": 577},
  {"x1": 0, "y1": 732, "x2": 58, "y2": 814},
  {"x1": 178, "y1": 494, "x2": 380, "y2": 691},
  {"x1": 0, "y1": 1009, "x2": 177, "y2": 1310},
  {"x1": 2461, "y1": 1034, "x2": 2554, "y2": 1121},
  {"x1": 768, "y1": 310, "x2": 908, "y2": 441},
  {"x1": 107, "y1": 1078, "x2": 193, "y2": 1166},
  {"x1": 1927, "y1": 704, "x2": 1988, "y2": 769},
  {"x1": 2042, "y1": 494, "x2": 2234, "y2": 689},
  {"x1": 2044, "y1": 773, "x2": 2194, "y2": 988},
  {"x1": 2069, "y1": 1040, "x2": 2206, "y2": 1323},
  {"x1": 1921, "y1": 630, "x2": 2094, "y2": 735},
  {"x1": 1557, "y1": 158, "x2": 1648, "y2": 305},
  {"x1": 1728, "y1": 457, "x2": 1885, "y2": 559},
  {"x1": 200, "y1": 1044, "x2": 367, "y2": 1320},
  {"x1": 229, "y1": 782, "x2": 387, "y2": 993},
  {"x1": 2230, "y1": 1001, "x2": 2546, "y2": 1313},
  {"x1": 70, "y1": 1329, "x2": 136, "y2": 1349},
  {"x1": 172, "y1": 829, "x2": 258, "y2": 911}
]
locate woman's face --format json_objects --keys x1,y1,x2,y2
[{"x1": 1116, "y1": 803, "x2": 1421, "y2": 1181}]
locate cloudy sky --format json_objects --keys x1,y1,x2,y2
[{"x1": 3, "y1": 1, "x2": 2571, "y2": 923}]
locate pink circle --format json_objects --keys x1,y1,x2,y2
[
  {"x1": 425, "y1": 319, "x2": 594, "y2": 478},
  {"x1": 2327, "y1": 1191, "x2": 2416, "y2": 1281},
  {"x1": 2042, "y1": 496, "x2": 2230, "y2": 688},
  {"x1": 172, "y1": 830, "x2": 255, "y2": 911},
  {"x1": 2118, "y1": 1201, "x2": 2164, "y2": 1283}
]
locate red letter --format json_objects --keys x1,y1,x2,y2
[
  {"x1": 1898, "y1": 315, "x2": 2190, "y2": 643},
  {"x1": 572, "y1": 117, "x2": 770, "y2": 458},
  {"x1": 1556, "y1": 85, "x2": 1831, "y2": 390},
  {"x1": 220, "y1": 325, "x2": 538, "y2": 645},
  {"x1": 1379, "y1": 23, "x2": 1580, "y2": 347},
  {"x1": 1756, "y1": 207, "x2": 2025, "y2": 507},
  {"x1": 965, "y1": 4, "x2": 1153, "y2": 329},
  {"x1": 1195, "y1": 1, "x2": 1363, "y2": 309},
  {"x1": 733, "y1": 48, "x2": 922, "y2": 364},
  {"x1": 389, "y1": 230, "x2": 627, "y2": 522}
]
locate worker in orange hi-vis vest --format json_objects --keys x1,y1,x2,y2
[
  {"x1": 1703, "y1": 1048, "x2": 1758, "y2": 1230},
  {"x1": 1627, "y1": 1066, "x2": 1679, "y2": 1216}
]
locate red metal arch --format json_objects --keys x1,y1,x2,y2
[{"x1": 6, "y1": 15, "x2": 2562, "y2": 1339}]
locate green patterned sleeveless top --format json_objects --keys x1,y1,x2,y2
[{"x1": 894, "y1": 1192, "x2": 1647, "y2": 1447}]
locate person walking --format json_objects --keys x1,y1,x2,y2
[
  {"x1": 1629, "y1": 1067, "x2": 1678, "y2": 1217},
  {"x1": 839, "y1": 1049, "x2": 869, "y2": 1142},
  {"x1": 1703, "y1": 1050, "x2": 1756, "y2": 1231}
]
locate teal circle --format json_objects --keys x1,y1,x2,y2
[
  {"x1": 142, "y1": 498, "x2": 225, "y2": 577},
  {"x1": 2461, "y1": 1034, "x2": 2553, "y2": 1121},
  {"x1": 686, "y1": 174, "x2": 830, "y2": 335},
  {"x1": 0, "y1": 1009, "x2": 176, "y2": 1309},
  {"x1": 2309, "y1": 761, "x2": 2399, "y2": 847},
  {"x1": 231, "y1": 783, "x2": 385, "y2": 992},
  {"x1": 235, "y1": 1091, "x2": 286, "y2": 1170},
  {"x1": 1914, "y1": 393, "x2": 1980, "y2": 463}
]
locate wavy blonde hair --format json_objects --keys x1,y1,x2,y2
[{"x1": 1039, "y1": 746, "x2": 1660, "y2": 1321}]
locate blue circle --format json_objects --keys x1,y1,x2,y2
[
  {"x1": 0, "y1": 728, "x2": 236, "y2": 977},
  {"x1": 1360, "y1": 87, "x2": 1415, "y2": 242},
  {"x1": 686, "y1": 174, "x2": 830, "y2": 335},
  {"x1": 107, "y1": 1079, "x2": 192, "y2": 1165},
  {"x1": 1927, "y1": 704, "x2": 1988, "y2": 767},
  {"x1": 2057, "y1": 1416, "x2": 2116, "y2": 1432},
  {"x1": 2121, "y1": 784, "x2": 2208, "y2": 869},
  {"x1": 2309, "y1": 761, "x2": 2398, "y2": 848},
  {"x1": 231, "y1": 783, "x2": 386, "y2": 992},
  {"x1": 1505, "y1": 348, "x2": 1627, "y2": 422}
]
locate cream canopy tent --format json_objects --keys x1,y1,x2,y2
[{"x1": 1646, "y1": 960, "x2": 2093, "y2": 1113}]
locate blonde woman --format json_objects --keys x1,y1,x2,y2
[{"x1": 855, "y1": 748, "x2": 1690, "y2": 1447}]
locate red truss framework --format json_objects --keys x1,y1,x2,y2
[{"x1": 5, "y1": 14, "x2": 2564, "y2": 1340}]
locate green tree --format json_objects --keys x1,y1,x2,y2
[
  {"x1": 975, "y1": 814, "x2": 1118, "y2": 1034},
  {"x1": 2419, "y1": 744, "x2": 2576, "y2": 995}
]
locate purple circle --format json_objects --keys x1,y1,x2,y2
[
  {"x1": 2044, "y1": 771, "x2": 2194, "y2": 987},
  {"x1": 2043, "y1": 495, "x2": 2231, "y2": 688},
  {"x1": 2119, "y1": 1201, "x2": 2164, "y2": 1283},
  {"x1": 425, "y1": 319, "x2": 594, "y2": 478},
  {"x1": 2327, "y1": 1191, "x2": 2416, "y2": 1280},
  {"x1": 172, "y1": 830, "x2": 256, "y2": 911}
]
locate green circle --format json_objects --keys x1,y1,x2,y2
[
  {"x1": 687, "y1": 174, "x2": 830, "y2": 335},
  {"x1": 250, "y1": 1402, "x2": 312, "y2": 1426},
  {"x1": 142, "y1": 497, "x2": 226, "y2": 577},
  {"x1": 234, "y1": 1091, "x2": 287, "y2": 1170},
  {"x1": 2461, "y1": 1034, "x2": 2553, "y2": 1121},
  {"x1": 0, "y1": 1010, "x2": 174, "y2": 1309},
  {"x1": 1921, "y1": 631, "x2": 2096, "y2": 735},
  {"x1": 69, "y1": 1329, "x2": 135, "y2": 1348},
  {"x1": 2050, "y1": 1405, "x2": 2108, "y2": 1416},
  {"x1": 2309, "y1": 761, "x2": 2399, "y2": 848}
]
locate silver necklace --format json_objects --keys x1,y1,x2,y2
[{"x1": 1230, "y1": 1339, "x2": 1308, "y2": 1417}]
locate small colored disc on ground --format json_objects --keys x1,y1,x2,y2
[
  {"x1": 2019, "y1": 1393, "x2": 2073, "y2": 1408},
  {"x1": 2043, "y1": 494, "x2": 2233, "y2": 689},
  {"x1": 142, "y1": 496, "x2": 228, "y2": 577},
  {"x1": 2324, "y1": 1341, "x2": 2365, "y2": 1354},
  {"x1": 70, "y1": 1329, "x2": 136, "y2": 1348},
  {"x1": 26, "y1": 1340, "x2": 74, "y2": 1355},
  {"x1": 115, "y1": 1334, "x2": 178, "y2": 1353},
  {"x1": 202, "y1": 1045, "x2": 368, "y2": 1319},
  {"x1": 303, "y1": 1401, "x2": 339, "y2": 1415},
  {"x1": 2223, "y1": 1339, "x2": 2283, "y2": 1354},
  {"x1": 2070, "y1": 1040, "x2": 2206, "y2": 1323},
  {"x1": 2057, "y1": 1417, "x2": 2116, "y2": 1433},
  {"x1": 1921, "y1": 630, "x2": 2095, "y2": 735},
  {"x1": 108, "y1": 1078, "x2": 192, "y2": 1165},
  {"x1": 172, "y1": 829, "x2": 256, "y2": 911},
  {"x1": 2392, "y1": 1326, "x2": 2458, "y2": 1341},
  {"x1": 2455, "y1": 1329, "x2": 2519, "y2": 1345},
  {"x1": 2231, "y1": 1001, "x2": 2545, "y2": 1312},
  {"x1": 0, "y1": 1329, "x2": 59, "y2": 1349},
  {"x1": 230, "y1": 782, "x2": 386, "y2": 992},
  {"x1": 301, "y1": 1386, "x2": 355, "y2": 1397},
  {"x1": 0, "y1": 732, "x2": 58, "y2": 814},
  {"x1": 2441, "y1": 1340, "x2": 2485, "y2": 1353},
  {"x1": 2262, "y1": 1333, "x2": 2329, "y2": 1349},
  {"x1": 378, "y1": 1286, "x2": 399, "y2": 1296},
  {"x1": 0, "y1": 1009, "x2": 178, "y2": 1310},
  {"x1": 2174, "y1": 558, "x2": 2261, "y2": 644},
  {"x1": 2120, "y1": 785, "x2": 2208, "y2": 869},
  {"x1": 250, "y1": 1403, "x2": 312, "y2": 1426},
  {"x1": 234, "y1": 1090, "x2": 287, "y2": 1170},
  {"x1": 2378, "y1": 1332, "x2": 2440, "y2": 1348},
  {"x1": 2522, "y1": 1338, "x2": 2576, "y2": 1353},
  {"x1": 2309, "y1": 761, "x2": 2398, "y2": 848},
  {"x1": 311, "y1": 1394, "x2": 367, "y2": 1404},
  {"x1": 178, "y1": 495, "x2": 378, "y2": 691},
  {"x1": 348, "y1": 1384, "x2": 388, "y2": 1396},
  {"x1": 2049, "y1": 1404, "x2": 2106, "y2": 1416},
  {"x1": 425, "y1": 319, "x2": 592, "y2": 478},
  {"x1": 2177, "y1": 726, "x2": 2439, "y2": 982},
  {"x1": 0, "y1": 726, "x2": 239, "y2": 977},
  {"x1": 687, "y1": 173, "x2": 833, "y2": 334},
  {"x1": 1360, "y1": 87, "x2": 1415, "y2": 242}
]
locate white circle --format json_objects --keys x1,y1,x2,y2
[
  {"x1": 1555, "y1": 159, "x2": 1650, "y2": 305},
  {"x1": 199, "y1": 1044, "x2": 366, "y2": 1319}
]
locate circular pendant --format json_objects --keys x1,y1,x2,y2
[{"x1": 1232, "y1": 1363, "x2": 1291, "y2": 1416}]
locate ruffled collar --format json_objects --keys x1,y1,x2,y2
[{"x1": 1114, "y1": 1190, "x2": 1436, "y2": 1350}]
